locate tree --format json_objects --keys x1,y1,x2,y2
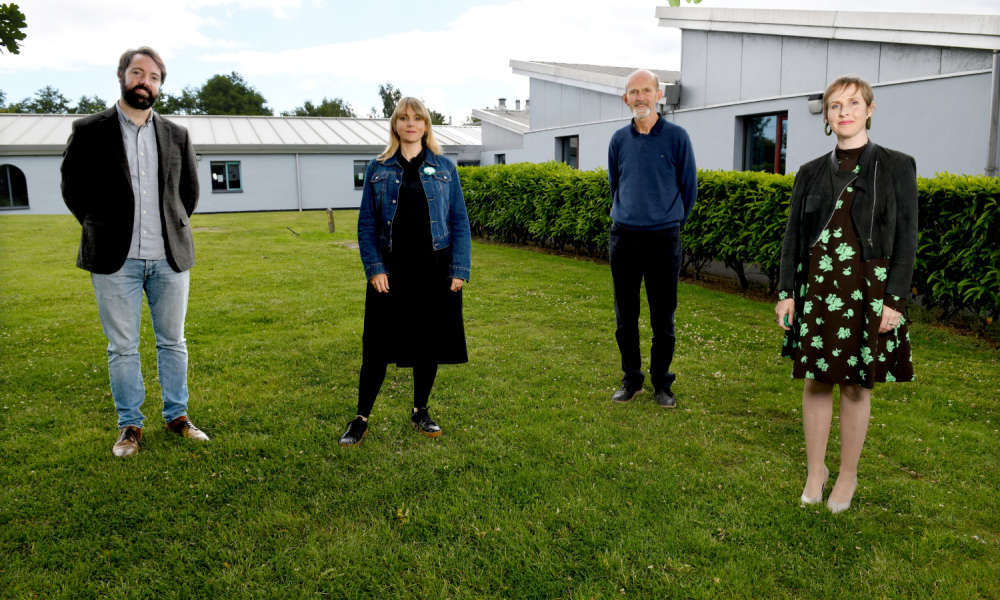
[
  {"x1": 198, "y1": 72, "x2": 272, "y2": 116},
  {"x1": 666, "y1": 0, "x2": 701, "y2": 5},
  {"x1": 377, "y1": 82, "x2": 402, "y2": 118},
  {"x1": 282, "y1": 97, "x2": 356, "y2": 118},
  {"x1": 462, "y1": 114, "x2": 481, "y2": 125},
  {"x1": 0, "y1": 89, "x2": 6, "y2": 110},
  {"x1": 428, "y1": 108, "x2": 447, "y2": 126},
  {"x1": 157, "y1": 87, "x2": 201, "y2": 115},
  {"x1": 0, "y1": 3, "x2": 26, "y2": 55},
  {"x1": 11, "y1": 85, "x2": 70, "y2": 113},
  {"x1": 70, "y1": 95, "x2": 108, "y2": 114}
]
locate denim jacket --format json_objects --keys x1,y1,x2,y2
[{"x1": 358, "y1": 150, "x2": 472, "y2": 282}]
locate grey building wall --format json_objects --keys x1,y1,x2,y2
[
  {"x1": 679, "y1": 31, "x2": 994, "y2": 110},
  {"x1": 670, "y1": 71, "x2": 992, "y2": 177},
  {"x1": 483, "y1": 118, "x2": 630, "y2": 172},
  {"x1": 481, "y1": 122, "x2": 524, "y2": 151},
  {"x1": 485, "y1": 71, "x2": 992, "y2": 179},
  {"x1": 0, "y1": 156, "x2": 66, "y2": 215},
  {"x1": 529, "y1": 78, "x2": 631, "y2": 131},
  {"x1": 2, "y1": 152, "x2": 414, "y2": 215}
]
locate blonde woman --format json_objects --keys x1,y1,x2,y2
[
  {"x1": 340, "y1": 97, "x2": 472, "y2": 446},
  {"x1": 775, "y1": 76, "x2": 918, "y2": 513}
]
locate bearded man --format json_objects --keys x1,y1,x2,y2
[
  {"x1": 607, "y1": 69, "x2": 698, "y2": 408},
  {"x1": 61, "y1": 47, "x2": 206, "y2": 457}
]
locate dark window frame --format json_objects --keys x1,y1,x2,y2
[
  {"x1": 210, "y1": 160, "x2": 243, "y2": 193},
  {"x1": 557, "y1": 135, "x2": 579, "y2": 169},
  {"x1": 354, "y1": 160, "x2": 368, "y2": 189},
  {"x1": 0, "y1": 164, "x2": 29, "y2": 210},
  {"x1": 495, "y1": 154, "x2": 506, "y2": 165},
  {"x1": 742, "y1": 112, "x2": 788, "y2": 175}
]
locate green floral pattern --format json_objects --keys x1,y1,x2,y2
[{"x1": 780, "y1": 145, "x2": 914, "y2": 388}]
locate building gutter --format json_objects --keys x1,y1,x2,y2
[{"x1": 987, "y1": 50, "x2": 1000, "y2": 177}]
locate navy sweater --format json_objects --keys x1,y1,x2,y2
[{"x1": 608, "y1": 115, "x2": 697, "y2": 230}]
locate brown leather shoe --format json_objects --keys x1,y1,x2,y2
[
  {"x1": 166, "y1": 416, "x2": 210, "y2": 441},
  {"x1": 113, "y1": 426, "x2": 142, "y2": 458}
]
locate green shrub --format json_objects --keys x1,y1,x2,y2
[
  {"x1": 457, "y1": 164, "x2": 999, "y2": 320},
  {"x1": 914, "y1": 173, "x2": 1000, "y2": 323}
]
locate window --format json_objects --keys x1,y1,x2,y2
[
  {"x1": 458, "y1": 161, "x2": 481, "y2": 167},
  {"x1": 558, "y1": 136, "x2": 579, "y2": 169},
  {"x1": 354, "y1": 161, "x2": 367, "y2": 189},
  {"x1": 0, "y1": 164, "x2": 29, "y2": 209},
  {"x1": 743, "y1": 114, "x2": 788, "y2": 175},
  {"x1": 494, "y1": 154, "x2": 506, "y2": 165},
  {"x1": 211, "y1": 161, "x2": 242, "y2": 192}
]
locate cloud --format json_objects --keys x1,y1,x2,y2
[
  {"x1": 0, "y1": 0, "x2": 292, "y2": 73},
  {"x1": 199, "y1": 0, "x2": 682, "y2": 86}
]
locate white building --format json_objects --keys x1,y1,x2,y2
[
  {"x1": 0, "y1": 114, "x2": 481, "y2": 215},
  {"x1": 476, "y1": 7, "x2": 1000, "y2": 178}
]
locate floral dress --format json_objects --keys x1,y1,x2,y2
[{"x1": 780, "y1": 145, "x2": 913, "y2": 389}]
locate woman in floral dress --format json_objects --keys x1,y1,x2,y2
[{"x1": 775, "y1": 76, "x2": 918, "y2": 513}]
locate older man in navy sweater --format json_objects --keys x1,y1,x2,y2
[{"x1": 608, "y1": 69, "x2": 697, "y2": 408}]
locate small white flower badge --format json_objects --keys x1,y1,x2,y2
[{"x1": 422, "y1": 166, "x2": 436, "y2": 176}]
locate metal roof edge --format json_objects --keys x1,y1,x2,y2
[
  {"x1": 656, "y1": 7, "x2": 1000, "y2": 50},
  {"x1": 470, "y1": 109, "x2": 529, "y2": 134}
]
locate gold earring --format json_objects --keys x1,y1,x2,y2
[
  {"x1": 825, "y1": 124, "x2": 832, "y2": 136},
  {"x1": 866, "y1": 116, "x2": 872, "y2": 130}
]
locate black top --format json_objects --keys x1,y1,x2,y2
[{"x1": 391, "y1": 146, "x2": 434, "y2": 254}]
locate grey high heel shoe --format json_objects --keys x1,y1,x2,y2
[
  {"x1": 827, "y1": 477, "x2": 858, "y2": 514},
  {"x1": 800, "y1": 465, "x2": 829, "y2": 505}
]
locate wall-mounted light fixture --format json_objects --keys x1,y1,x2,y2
[{"x1": 808, "y1": 94, "x2": 824, "y2": 115}]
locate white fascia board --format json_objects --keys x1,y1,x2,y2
[
  {"x1": 470, "y1": 109, "x2": 529, "y2": 134},
  {"x1": 656, "y1": 7, "x2": 1000, "y2": 50},
  {"x1": 510, "y1": 60, "x2": 678, "y2": 105}
]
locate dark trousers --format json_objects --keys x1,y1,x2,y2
[{"x1": 609, "y1": 224, "x2": 682, "y2": 391}]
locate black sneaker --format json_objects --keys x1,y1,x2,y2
[
  {"x1": 411, "y1": 408, "x2": 442, "y2": 438},
  {"x1": 654, "y1": 387, "x2": 676, "y2": 408},
  {"x1": 611, "y1": 385, "x2": 643, "y2": 403},
  {"x1": 339, "y1": 416, "x2": 368, "y2": 446}
]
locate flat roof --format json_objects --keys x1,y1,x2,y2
[
  {"x1": 0, "y1": 113, "x2": 483, "y2": 156},
  {"x1": 655, "y1": 7, "x2": 1000, "y2": 50},
  {"x1": 471, "y1": 108, "x2": 529, "y2": 135},
  {"x1": 509, "y1": 60, "x2": 681, "y2": 105}
]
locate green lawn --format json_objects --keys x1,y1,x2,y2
[{"x1": 1, "y1": 211, "x2": 998, "y2": 599}]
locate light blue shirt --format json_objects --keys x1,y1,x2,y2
[{"x1": 116, "y1": 101, "x2": 165, "y2": 260}]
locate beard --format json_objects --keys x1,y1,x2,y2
[
  {"x1": 121, "y1": 81, "x2": 158, "y2": 110},
  {"x1": 631, "y1": 102, "x2": 654, "y2": 119}
]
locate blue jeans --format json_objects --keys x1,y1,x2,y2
[
  {"x1": 609, "y1": 224, "x2": 682, "y2": 392},
  {"x1": 91, "y1": 259, "x2": 190, "y2": 429}
]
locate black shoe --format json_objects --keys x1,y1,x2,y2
[
  {"x1": 339, "y1": 416, "x2": 368, "y2": 446},
  {"x1": 654, "y1": 387, "x2": 676, "y2": 408},
  {"x1": 411, "y1": 408, "x2": 442, "y2": 438},
  {"x1": 611, "y1": 385, "x2": 643, "y2": 403}
]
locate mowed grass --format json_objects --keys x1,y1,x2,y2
[{"x1": 1, "y1": 211, "x2": 998, "y2": 599}]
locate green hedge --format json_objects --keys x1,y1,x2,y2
[{"x1": 456, "y1": 164, "x2": 1000, "y2": 321}]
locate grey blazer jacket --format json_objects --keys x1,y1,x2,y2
[{"x1": 61, "y1": 106, "x2": 200, "y2": 274}]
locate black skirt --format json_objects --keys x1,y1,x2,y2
[{"x1": 362, "y1": 246, "x2": 468, "y2": 367}]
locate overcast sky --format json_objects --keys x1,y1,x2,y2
[{"x1": 2, "y1": 0, "x2": 998, "y2": 122}]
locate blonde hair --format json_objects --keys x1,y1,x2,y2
[
  {"x1": 377, "y1": 97, "x2": 442, "y2": 162},
  {"x1": 823, "y1": 75, "x2": 874, "y2": 117}
]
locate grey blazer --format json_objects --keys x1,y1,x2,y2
[{"x1": 61, "y1": 106, "x2": 200, "y2": 274}]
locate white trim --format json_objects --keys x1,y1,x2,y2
[
  {"x1": 525, "y1": 116, "x2": 631, "y2": 134},
  {"x1": 673, "y1": 68, "x2": 991, "y2": 114},
  {"x1": 656, "y1": 7, "x2": 1000, "y2": 50}
]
